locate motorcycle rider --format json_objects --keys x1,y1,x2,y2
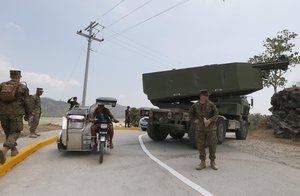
[{"x1": 92, "y1": 104, "x2": 118, "y2": 149}]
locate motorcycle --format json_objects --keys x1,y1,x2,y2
[
  {"x1": 57, "y1": 97, "x2": 118, "y2": 164},
  {"x1": 97, "y1": 123, "x2": 109, "y2": 164}
]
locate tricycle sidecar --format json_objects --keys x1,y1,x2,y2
[{"x1": 57, "y1": 97, "x2": 117, "y2": 152}]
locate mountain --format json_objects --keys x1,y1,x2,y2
[
  {"x1": 41, "y1": 97, "x2": 126, "y2": 119},
  {"x1": 41, "y1": 98, "x2": 69, "y2": 117}
]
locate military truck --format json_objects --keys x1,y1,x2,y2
[{"x1": 142, "y1": 56, "x2": 289, "y2": 147}]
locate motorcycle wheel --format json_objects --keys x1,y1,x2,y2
[{"x1": 99, "y1": 142, "x2": 105, "y2": 164}]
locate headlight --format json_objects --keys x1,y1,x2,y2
[{"x1": 100, "y1": 124, "x2": 108, "y2": 129}]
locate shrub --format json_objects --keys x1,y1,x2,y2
[{"x1": 248, "y1": 113, "x2": 270, "y2": 129}]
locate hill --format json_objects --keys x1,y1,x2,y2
[{"x1": 41, "y1": 97, "x2": 126, "y2": 119}]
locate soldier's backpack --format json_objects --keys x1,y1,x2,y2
[{"x1": 0, "y1": 82, "x2": 21, "y2": 102}]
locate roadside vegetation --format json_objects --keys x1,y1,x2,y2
[{"x1": 248, "y1": 113, "x2": 270, "y2": 130}]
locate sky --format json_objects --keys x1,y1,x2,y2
[{"x1": 0, "y1": 0, "x2": 299, "y2": 115}]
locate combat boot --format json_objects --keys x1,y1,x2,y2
[
  {"x1": 210, "y1": 160, "x2": 218, "y2": 170},
  {"x1": 0, "y1": 147, "x2": 9, "y2": 164},
  {"x1": 196, "y1": 160, "x2": 206, "y2": 170},
  {"x1": 29, "y1": 134, "x2": 37, "y2": 138},
  {"x1": 11, "y1": 147, "x2": 19, "y2": 156}
]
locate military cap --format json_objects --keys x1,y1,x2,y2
[
  {"x1": 36, "y1": 88, "x2": 44, "y2": 92},
  {"x1": 10, "y1": 70, "x2": 22, "y2": 76},
  {"x1": 199, "y1": 89, "x2": 210, "y2": 96}
]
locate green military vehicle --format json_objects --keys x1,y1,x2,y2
[{"x1": 142, "y1": 56, "x2": 289, "y2": 147}]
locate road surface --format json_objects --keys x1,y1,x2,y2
[{"x1": 0, "y1": 130, "x2": 299, "y2": 196}]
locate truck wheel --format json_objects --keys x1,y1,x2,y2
[
  {"x1": 216, "y1": 119, "x2": 227, "y2": 144},
  {"x1": 147, "y1": 124, "x2": 168, "y2": 141},
  {"x1": 170, "y1": 132, "x2": 185, "y2": 139},
  {"x1": 235, "y1": 121, "x2": 248, "y2": 140},
  {"x1": 188, "y1": 123, "x2": 197, "y2": 149}
]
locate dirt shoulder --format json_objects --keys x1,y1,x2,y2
[
  {"x1": 225, "y1": 127, "x2": 300, "y2": 169},
  {"x1": 248, "y1": 127, "x2": 300, "y2": 147}
]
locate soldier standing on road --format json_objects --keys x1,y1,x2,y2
[
  {"x1": 29, "y1": 88, "x2": 43, "y2": 138},
  {"x1": 125, "y1": 106, "x2": 131, "y2": 127},
  {"x1": 67, "y1": 96, "x2": 79, "y2": 110},
  {"x1": 189, "y1": 89, "x2": 219, "y2": 170},
  {"x1": 0, "y1": 70, "x2": 32, "y2": 164}
]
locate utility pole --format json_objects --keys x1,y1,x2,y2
[{"x1": 77, "y1": 21, "x2": 104, "y2": 106}]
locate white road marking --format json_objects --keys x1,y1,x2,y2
[{"x1": 138, "y1": 134, "x2": 214, "y2": 196}]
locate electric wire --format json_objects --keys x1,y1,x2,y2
[
  {"x1": 108, "y1": 0, "x2": 190, "y2": 38},
  {"x1": 95, "y1": 0, "x2": 125, "y2": 21},
  {"x1": 102, "y1": 38, "x2": 177, "y2": 69},
  {"x1": 104, "y1": 27, "x2": 187, "y2": 67},
  {"x1": 106, "y1": 0, "x2": 153, "y2": 27},
  {"x1": 106, "y1": 38, "x2": 170, "y2": 67}
]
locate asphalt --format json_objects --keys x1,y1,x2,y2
[{"x1": 0, "y1": 127, "x2": 141, "y2": 176}]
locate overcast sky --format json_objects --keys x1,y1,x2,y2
[{"x1": 0, "y1": 0, "x2": 299, "y2": 114}]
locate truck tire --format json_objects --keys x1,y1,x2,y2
[
  {"x1": 147, "y1": 124, "x2": 168, "y2": 141},
  {"x1": 216, "y1": 119, "x2": 227, "y2": 144},
  {"x1": 235, "y1": 121, "x2": 248, "y2": 140},
  {"x1": 170, "y1": 132, "x2": 185, "y2": 139},
  {"x1": 188, "y1": 123, "x2": 197, "y2": 149}
]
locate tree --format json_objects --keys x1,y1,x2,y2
[{"x1": 249, "y1": 30, "x2": 300, "y2": 93}]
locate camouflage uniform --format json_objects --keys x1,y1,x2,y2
[
  {"x1": 29, "y1": 94, "x2": 42, "y2": 134},
  {"x1": 189, "y1": 100, "x2": 218, "y2": 162},
  {"x1": 0, "y1": 80, "x2": 31, "y2": 149},
  {"x1": 125, "y1": 107, "x2": 130, "y2": 127}
]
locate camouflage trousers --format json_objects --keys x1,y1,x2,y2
[
  {"x1": 0, "y1": 114, "x2": 24, "y2": 149},
  {"x1": 196, "y1": 130, "x2": 217, "y2": 161},
  {"x1": 29, "y1": 113, "x2": 40, "y2": 133}
]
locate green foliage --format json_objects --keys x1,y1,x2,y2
[
  {"x1": 129, "y1": 107, "x2": 140, "y2": 127},
  {"x1": 249, "y1": 30, "x2": 300, "y2": 93},
  {"x1": 248, "y1": 113, "x2": 269, "y2": 129}
]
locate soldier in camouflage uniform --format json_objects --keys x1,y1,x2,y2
[
  {"x1": 0, "y1": 70, "x2": 32, "y2": 164},
  {"x1": 29, "y1": 88, "x2": 43, "y2": 138},
  {"x1": 189, "y1": 89, "x2": 219, "y2": 170}
]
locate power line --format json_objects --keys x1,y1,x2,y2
[
  {"x1": 109, "y1": 0, "x2": 190, "y2": 38},
  {"x1": 106, "y1": 0, "x2": 153, "y2": 27},
  {"x1": 104, "y1": 27, "x2": 186, "y2": 67},
  {"x1": 95, "y1": 0, "x2": 125, "y2": 21}
]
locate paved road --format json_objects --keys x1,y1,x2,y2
[{"x1": 0, "y1": 130, "x2": 299, "y2": 196}]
